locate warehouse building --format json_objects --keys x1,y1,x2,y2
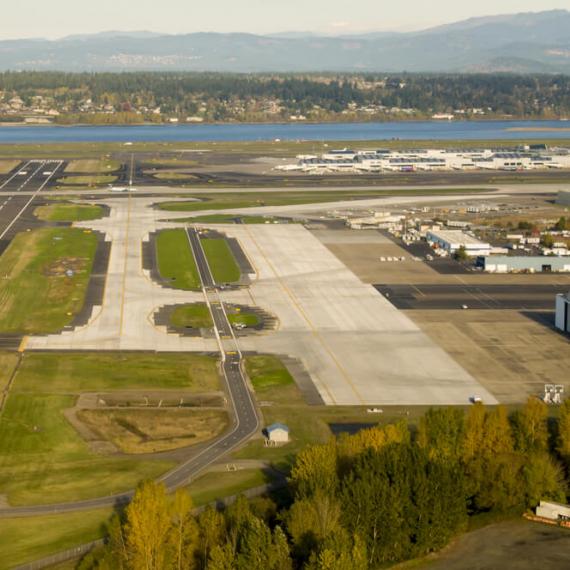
[
  {"x1": 426, "y1": 230, "x2": 491, "y2": 256},
  {"x1": 556, "y1": 292, "x2": 570, "y2": 334},
  {"x1": 479, "y1": 256, "x2": 570, "y2": 273}
]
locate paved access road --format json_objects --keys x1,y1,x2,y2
[{"x1": 0, "y1": 227, "x2": 259, "y2": 517}]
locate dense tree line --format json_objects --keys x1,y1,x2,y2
[
  {"x1": 81, "y1": 399, "x2": 570, "y2": 569},
  {"x1": 1, "y1": 72, "x2": 569, "y2": 121}
]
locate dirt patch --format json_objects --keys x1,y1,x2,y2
[
  {"x1": 42, "y1": 257, "x2": 88, "y2": 277},
  {"x1": 76, "y1": 408, "x2": 229, "y2": 454}
]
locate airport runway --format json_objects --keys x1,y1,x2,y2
[
  {"x1": 375, "y1": 283, "x2": 568, "y2": 311},
  {"x1": 0, "y1": 160, "x2": 64, "y2": 250}
]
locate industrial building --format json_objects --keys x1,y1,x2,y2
[
  {"x1": 556, "y1": 292, "x2": 570, "y2": 334},
  {"x1": 479, "y1": 256, "x2": 570, "y2": 273},
  {"x1": 426, "y1": 230, "x2": 491, "y2": 256}
]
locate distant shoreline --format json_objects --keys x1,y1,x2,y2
[
  {"x1": 1, "y1": 118, "x2": 569, "y2": 129},
  {"x1": 507, "y1": 127, "x2": 570, "y2": 132}
]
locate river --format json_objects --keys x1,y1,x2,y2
[{"x1": 0, "y1": 120, "x2": 569, "y2": 144}]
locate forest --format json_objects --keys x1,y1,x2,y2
[
  {"x1": 1, "y1": 72, "x2": 569, "y2": 123},
  {"x1": 79, "y1": 398, "x2": 570, "y2": 569}
]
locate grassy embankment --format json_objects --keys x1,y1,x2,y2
[
  {"x1": 201, "y1": 238, "x2": 241, "y2": 283},
  {"x1": 0, "y1": 352, "x2": 219, "y2": 506},
  {"x1": 34, "y1": 203, "x2": 104, "y2": 222},
  {"x1": 155, "y1": 229, "x2": 201, "y2": 290},
  {"x1": 169, "y1": 303, "x2": 213, "y2": 329},
  {"x1": 0, "y1": 228, "x2": 97, "y2": 334}
]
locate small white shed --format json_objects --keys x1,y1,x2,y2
[{"x1": 266, "y1": 423, "x2": 290, "y2": 445}]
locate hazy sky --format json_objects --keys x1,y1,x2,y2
[{"x1": 2, "y1": 0, "x2": 569, "y2": 39}]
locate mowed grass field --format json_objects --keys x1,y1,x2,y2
[
  {"x1": 170, "y1": 303, "x2": 213, "y2": 329},
  {"x1": 0, "y1": 228, "x2": 97, "y2": 334},
  {"x1": 34, "y1": 203, "x2": 104, "y2": 222},
  {"x1": 0, "y1": 509, "x2": 112, "y2": 569},
  {"x1": 156, "y1": 229, "x2": 201, "y2": 290},
  {"x1": 0, "y1": 352, "x2": 220, "y2": 505},
  {"x1": 64, "y1": 159, "x2": 121, "y2": 173},
  {"x1": 201, "y1": 238, "x2": 241, "y2": 283}
]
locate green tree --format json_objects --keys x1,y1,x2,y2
[
  {"x1": 304, "y1": 531, "x2": 367, "y2": 570},
  {"x1": 557, "y1": 399, "x2": 570, "y2": 462},
  {"x1": 513, "y1": 397, "x2": 549, "y2": 454},
  {"x1": 170, "y1": 489, "x2": 198, "y2": 570},
  {"x1": 197, "y1": 507, "x2": 225, "y2": 568},
  {"x1": 417, "y1": 408, "x2": 465, "y2": 461},
  {"x1": 290, "y1": 440, "x2": 339, "y2": 499},
  {"x1": 286, "y1": 491, "x2": 342, "y2": 560},
  {"x1": 523, "y1": 453, "x2": 567, "y2": 508},
  {"x1": 124, "y1": 480, "x2": 172, "y2": 570},
  {"x1": 462, "y1": 403, "x2": 486, "y2": 463}
]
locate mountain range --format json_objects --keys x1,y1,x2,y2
[{"x1": 1, "y1": 10, "x2": 570, "y2": 73}]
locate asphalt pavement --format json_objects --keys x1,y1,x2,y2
[{"x1": 375, "y1": 283, "x2": 568, "y2": 310}]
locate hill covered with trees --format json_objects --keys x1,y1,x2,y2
[{"x1": 1, "y1": 72, "x2": 569, "y2": 124}]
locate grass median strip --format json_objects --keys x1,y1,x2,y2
[
  {"x1": 158, "y1": 188, "x2": 489, "y2": 212},
  {"x1": 34, "y1": 203, "x2": 104, "y2": 222},
  {"x1": 0, "y1": 227, "x2": 97, "y2": 334},
  {"x1": 156, "y1": 229, "x2": 201, "y2": 290},
  {"x1": 170, "y1": 303, "x2": 213, "y2": 330},
  {"x1": 201, "y1": 238, "x2": 241, "y2": 283}
]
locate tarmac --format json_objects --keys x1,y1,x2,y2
[
  {"x1": 28, "y1": 197, "x2": 218, "y2": 352},
  {"x1": 209, "y1": 224, "x2": 498, "y2": 406}
]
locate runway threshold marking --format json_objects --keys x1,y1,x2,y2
[
  {"x1": 0, "y1": 161, "x2": 63, "y2": 241},
  {"x1": 243, "y1": 225, "x2": 364, "y2": 406}
]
